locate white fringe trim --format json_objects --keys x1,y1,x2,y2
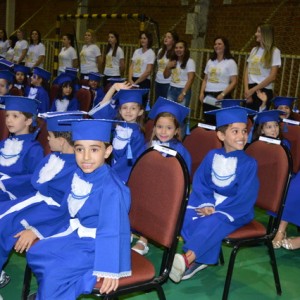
[
  {"x1": 92, "y1": 270, "x2": 132, "y2": 279},
  {"x1": 20, "y1": 219, "x2": 44, "y2": 239}
]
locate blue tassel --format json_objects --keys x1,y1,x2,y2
[
  {"x1": 32, "y1": 127, "x2": 41, "y2": 141},
  {"x1": 185, "y1": 119, "x2": 191, "y2": 135},
  {"x1": 127, "y1": 144, "x2": 133, "y2": 160},
  {"x1": 283, "y1": 122, "x2": 288, "y2": 133},
  {"x1": 247, "y1": 125, "x2": 254, "y2": 143},
  {"x1": 145, "y1": 99, "x2": 151, "y2": 112}
]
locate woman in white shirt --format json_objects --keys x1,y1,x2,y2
[
  {"x1": 155, "y1": 30, "x2": 179, "y2": 99},
  {"x1": 244, "y1": 24, "x2": 281, "y2": 111},
  {"x1": 79, "y1": 29, "x2": 102, "y2": 79},
  {"x1": 25, "y1": 29, "x2": 46, "y2": 69},
  {"x1": 13, "y1": 28, "x2": 28, "y2": 65},
  {"x1": 58, "y1": 33, "x2": 78, "y2": 75},
  {"x1": 103, "y1": 31, "x2": 125, "y2": 89},
  {"x1": 0, "y1": 29, "x2": 9, "y2": 59}
]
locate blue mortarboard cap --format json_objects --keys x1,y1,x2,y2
[
  {"x1": 88, "y1": 72, "x2": 104, "y2": 82},
  {"x1": 107, "y1": 77, "x2": 126, "y2": 83},
  {"x1": 52, "y1": 73, "x2": 73, "y2": 86},
  {"x1": 33, "y1": 67, "x2": 51, "y2": 81},
  {"x1": 113, "y1": 89, "x2": 149, "y2": 106},
  {"x1": 272, "y1": 96, "x2": 296, "y2": 108},
  {"x1": 3, "y1": 96, "x2": 39, "y2": 115},
  {"x1": 38, "y1": 111, "x2": 86, "y2": 132},
  {"x1": 218, "y1": 99, "x2": 246, "y2": 108},
  {"x1": 65, "y1": 67, "x2": 78, "y2": 79},
  {"x1": 205, "y1": 106, "x2": 257, "y2": 128},
  {"x1": 255, "y1": 109, "x2": 285, "y2": 124},
  {"x1": 0, "y1": 70, "x2": 14, "y2": 83},
  {"x1": 14, "y1": 64, "x2": 31, "y2": 75},
  {"x1": 148, "y1": 96, "x2": 190, "y2": 125},
  {"x1": 0, "y1": 59, "x2": 14, "y2": 71}
]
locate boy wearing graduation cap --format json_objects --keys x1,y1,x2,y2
[
  {"x1": 272, "y1": 96, "x2": 297, "y2": 120},
  {"x1": 0, "y1": 111, "x2": 84, "y2": 289},
  {"x1": 26, "y1": 119, "x2": 131, "y2": 298},
  {"x1": 169, "y1": 106, "x2": 259, "y2": 283},
  {"x1": 87, "y1": 72, "x2": 105, "y2": 108},
  {"x1": 26, "y1": 66, "x2": 51, "y2": 113},
  {"x1": 0, "y1": 70, "x2": 14, "y2": 98}
]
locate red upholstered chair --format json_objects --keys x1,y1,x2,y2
[
  {"x1": 91, "y1": 146, "x2": 190, "y2": 299},
  {"x1": 76, "y1": 88, "x2": 93, "y2": 112},
  {"x1": 144, "y1": 118, "x2": 154, "y2": 143},
  {"x1": 35, "y1": 118, "x2": 51, "y2": 155},
  {"x1": 0, "y1": 110, "x2": 9, "y2": 140},
  {"x1": 10, "y1": 86, "x2": 24, "y2": 96},
  {"x1": 49, "y1": 84, "x2": 60, "y2": 107},
  {"x1": 220, "y1": 138, "x2": 293, "y2": 300},
  {"x1": 183, "y1": 123, "x2": 222, "y2": 180}
]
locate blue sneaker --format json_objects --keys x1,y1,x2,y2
[{"x1": 182, "y1": 262, "x2": 208, "y2": 280}]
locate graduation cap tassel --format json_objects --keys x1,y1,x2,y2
[
  {"x1": 247, "y1": 125, "x2": 254, "y2": 144},
  {"x1": 185, "y1": 118, "x2": 191, "y2": 135},
  {"x1": 283, "y1": 121, "x2": 288, "y2": 133},
  {"x1": 145, "y1": 99, "x2": 151, "y2": 112},
  {"x1": 127, "y1": 143, "x2": 133, "y2": 160}
]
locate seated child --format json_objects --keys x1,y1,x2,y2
[
  {"x1": 111, "y1": 88, "x2": 148, "y2": 183},
  {"x1": 0, "y1": 111, "x2": 83, "y2": 288},
  {"x1": 272, "y1": 96, "x2": 298, "y2": 121},
  {"x1": 26, "y1": 67, "x2": 51, "y2": 113},
  {"x1": 87, "y1": 72, "x2": 105, "y2": 108},
  {"x1": 0, "y1": 70, "x2": 14, "y2": 98},
  {"x1": 132, "y1": 96, "x2": 192, "y2": 255},
  {"x1": 13, "y1": 64, "x2": 31, "y2": 96},
  {"x1": 51, "y1": 74, "x2": 79, "y2": 112},
  {"x1": 0, "y1": 96, "x2": 44, "y2": 202},
  {"x1": 169, "y1": 106, "x2": 259, "y2": 282},
  {"x1": 26, "y1": 119, "x2": 131, "y2": 299}
]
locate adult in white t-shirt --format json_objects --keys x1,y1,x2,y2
[
  {"x1": 155, "y1": 30, "x2": 179, "y2": 99},
  {"x1": 58, "y1": 33, "x2": 78, "y2": 74},
  {"x1": 13, "y1": 28, "x2": 28, "y2": 65},
  {"x1": 244, "y1": 24, "x2": 281, "y2": 111},
  {"x1": 199, "y1": 36, "x2": 238, "y2": 123},
  {"x1": 164, "y1": 40, "x2": 195, "y2": 108},
  {"x1": 0, "y1": 29, "x2": 9, "y2": 59},
  {"x1": 25, "y1": 29, "x2": 45, "y2": 68},
  {"x1": 128, "y1": 31, "x2": 155, "y2": 106},
  {"x1": 79, "y1": 29, "x2": 101, "y2": 79},
  {"x1": 103, "y1": 32, "x2": 125, "y2": 89}
]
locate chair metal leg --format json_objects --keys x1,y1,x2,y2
[
  {"x1": 21, "y1": 264, "x2": 32, "y2": 300},
  {"x1": 155, "y1": 284, "x2": 166, "y2": 300},
  {"x1": 267, "y1": 241, "x2": 282, "y2": 295},
  {"x1": 219, "y1": 248, "x2": 225, "y2": 266},
  {"x1": 222, "y1": 245, "x2": 239, "y2": 300}
]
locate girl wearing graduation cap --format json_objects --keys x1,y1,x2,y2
[
  {"x1": 87, "y1": 72, "x2": 105, "y2": 108},
  {"x1": 132, "y1": 96, "x2": 192, "y2": 256},
  {"x1": 272, "y1": 96, "x2": 298, "y2": 121},
  {"x1": 13, "y1": 64, "x2": 31, "y2": 96},
  {"x1": 0, "y1": 70, "x2": 14, "y2": 97},
  {"x1": 0, "y1": 96, "x2": 44, "y2": 202},
  {"x1": 26, "y1": 119, "x2": 131, "y2": 299},
  {"x1": 51, "y1": 74, "x2": 79, "y2": 112},
  {"x1": 111, "y1": 88, "x2": 147, "y2": 183},
  {"x1": 0, "y1": 111, "x2": 83, "y2": 289},
  {"x1": 26, "y1": 66, "x2": 51, "y2": 113},
  {"x1": 169, "y1": 106, "x2": 259, "y2": 283}
]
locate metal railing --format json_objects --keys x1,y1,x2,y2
[{"x1": 43, "y1": 39, "x2": 300, "y2": 120}]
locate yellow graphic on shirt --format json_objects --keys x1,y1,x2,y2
[
  {"x1": 208, "y1": 67, "x2": 219, "y2": 83},
  {"x1": 158, "y1": 58, "x2": 166, "y2": 72},
  {"x1": 171, "y1": 67, "x2": 181, "y2": 84},
  {"x1": 80, "y1": 49, "x2": 86, "y2": 64},
  {"x1": 58, "y1": 54, "x2": 63, "y2": 67},
  {"x1": 106, "y1": 55, "x2": 113, "y2": 68},
  {"x1": 248, "y1": 54, "x2": 261, "y2": 75},
  {"x1": 26, "y1": 52, "x2": 34, "y2": 63},
  {"x1": 133, "y1": 58, "x2": 143, "y2": 74}
]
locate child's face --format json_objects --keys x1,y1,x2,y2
[
  {"x1": 62, "y1": 84, "x2": 72, "y2": 97},
  {"x1": 5, "y1": 111, "x2": 32, "y2": 135},
  {"x1": 88, "y1": 80, "x2": 99, "y2": 89},
  {"x1": 119, "y1": 102, "x2": 144, "y2": 123},
  {"x1": 47, "y1": 131, "x2": 62, "y2": 152},
  {"x1": 262, "y1": 121, "x2": 279, "y2": 138},
  {"x1": 0, "y1": 79, "x2": 10, "y2": 96},
  {"x1": 217, "y1": 122, "x2": 248, "y2": 153},
  {"x1": 154, "y1": 116, "x2": 178, "y2": 143},
  {"x1": 31, "y1": 74, "x2": 42, "y2": 86},
  {"x1": 277, "y1": 105, "x2": 291, "y2": 119},
  {"x1": 15, "y1": 72, "x2": 25, "y2": 84},
  {"x1": 74, "y1": 140, "x2": 112, "y2": 174}
]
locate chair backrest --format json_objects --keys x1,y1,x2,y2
[
  {"x1": 281, "y1": 123, "x2": 300, "y2": 173},
  {"x1": 183, "y1": 124, "x2": 222, "y2": 180},
  {"x1": 76, "y1": 88, "x2": 92, "y2": 112},
  {"x1": 0, "y1": 110, "x2": 9, "y2": 141},
  {"x1": 49, "y1": 84, "x2": 60, "y2": 106},
  {"x1": 10, "y1": 86, "x2": 24, "y2": 96},
  {"x1": 128, "y1": 147, "x2": 189, "y2": 249},
  {"x1": 36, "y1": 118, "x2": 51, "y2": 155},
  {"x1": 144, "y1": 118, "x2": 154, "y2": 143},
  {"x1": 245, "y1": 139, "x2": 292, "y2": 219}
]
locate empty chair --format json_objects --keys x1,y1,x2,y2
[
  {"x1": 35, "y1": 118, "x2": 51, "y2": 155},
  {"x1": 76, "y1": 88, "x2": 92, "y2": 112},
  {"x1": 0, "y1": 110, "x2": 9, "y2": 140}
]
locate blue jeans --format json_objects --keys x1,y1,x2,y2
[
  {"x1": 167, "y1": 86, "x2": 191, "y2": 108},
  {"x1": 155, "y1": 82, "x2": 170, "y2": 99}
]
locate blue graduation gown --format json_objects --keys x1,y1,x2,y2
[
  {"x1": 27, "y1": 164, "x2": 131, "y2": 300},
  {"x1": 0, "y1": 153, "x2": 77, "y2": 271},
  {"x1": 50, "y1": 97, "x2": 80, "y2": 112},
  {"x1": 26, "y1": 86, "x2": 50, "y2": 113},
  {"x1": 181, "y1": 148, "x2": 259, "y2": 264},
  {"x1": 111, "y1": 122, "x2": 146, "y2": 183},
  {"x1": 91, "y1": 87, "x2": 105, "y2": 108},
  {"x1": 0, "y1": 133, "x2": 44, "y2": 201}
]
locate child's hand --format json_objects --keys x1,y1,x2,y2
[
  {"x1": 14, "y1": 229, "x2": 38, "y2": 253},
  {"x1": 166, "y1": 60, "x2": 177, "y2": 69},
  {"x1": 196, "y1": 206, "x2": 215, "y2": 216},
  {"x1": 97, "y1": 277, "x2": 119, "y2": 294},
  {"x1": 113, "y1": 82, "x2": 132, "y2": 92}
]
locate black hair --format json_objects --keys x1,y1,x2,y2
[
  {"x1": 210, "y1": 36, "x2": 234, "y2": 60},
  {"x1": 29, "y1": 29, "x2": 42, "y2": 44}
]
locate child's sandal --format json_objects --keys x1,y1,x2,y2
[
  {"x1": 131, "y1": 239, "x2": 149, "y2": 255},
  {"x1": 272, "y1": 230, "x2": 286, "y2": 249}
]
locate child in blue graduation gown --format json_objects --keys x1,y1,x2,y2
[
  {"x1": 50, "y1": 74, "x2": 79, "y2": 112},
  {"x1": 87, "y1": 72, "x2": 105, "y2": 108},
  {"x1": 0, "y1": 70, "x2": 14, "y2": 98},
  {"x1": 132, "y1": 96, "x2": 192, "y2": 255},
  {"x1": 169, "y1": 106, "x2": 259, "y2": 283},
  {"x1": 0, "y1": 111, "x2": 84, "y2": 288},
  {"x1": 13, "y1": 64, "x2": 31, "y2": 96},
  {"x1": 26, "y1": 119, "x2": 131, "y2": 299},
  {"x1": 26, "y1": 67, "x2": 50, "y2": 113},
  {"x1": 0, "y1": 96, "x2": 44, "y2": 202}
]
